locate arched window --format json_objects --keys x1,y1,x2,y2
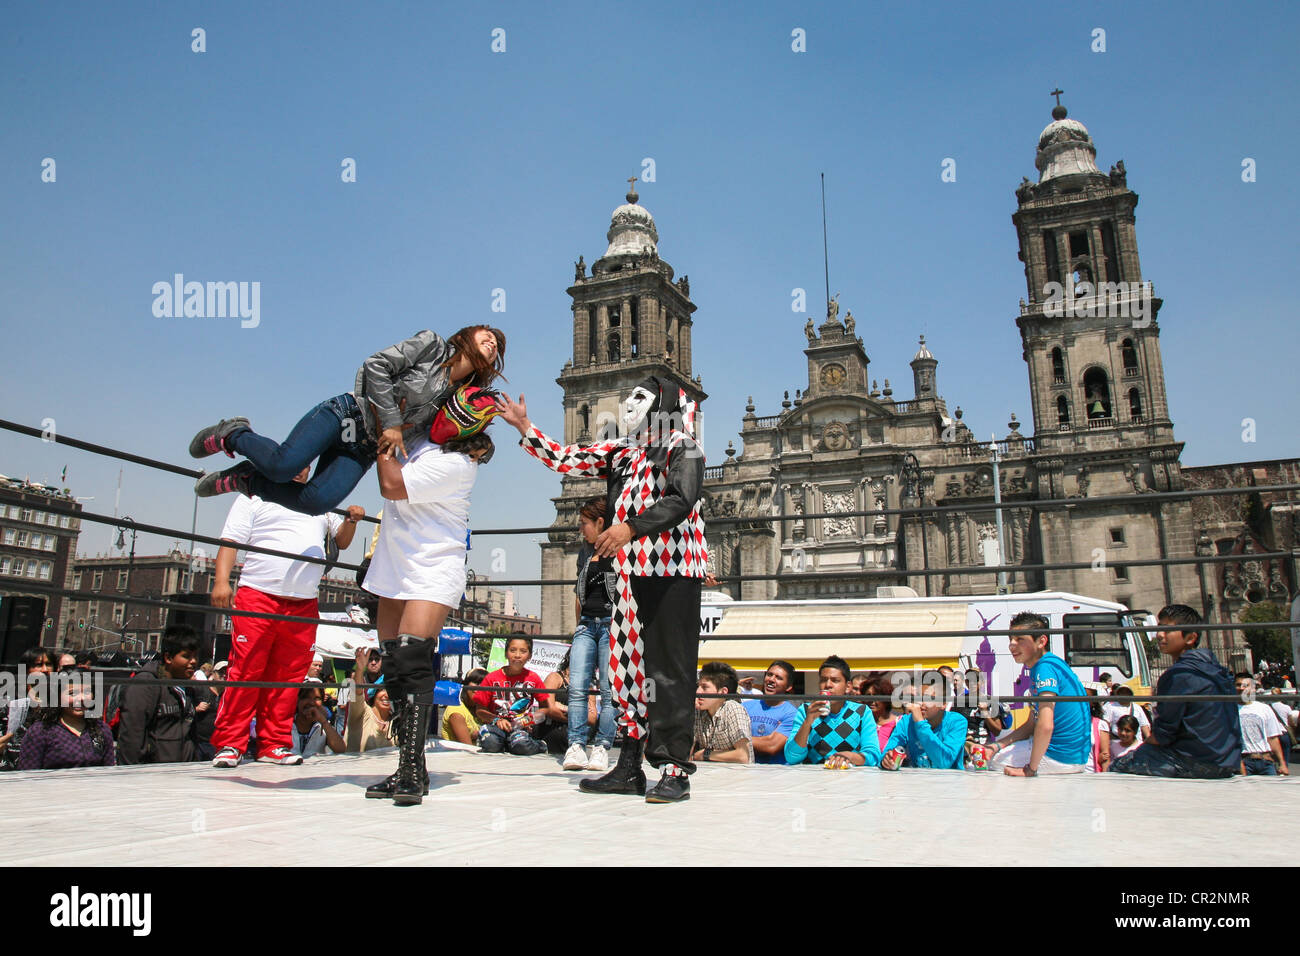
[
  {"x1": 606, "y1": 332, "x2": 620, "y2": 362},
  {"x1": 1057, "y1": 395, "x2": 1071, "y2": 429},
  {"x1": 1082, "y1": 368, "x2": 1112, "y2": 421},
  {"x1": 1121, "y1": 339, "x2": 1139, "y2": 376},
  {"x1": 579, "y1": 404, "x2": 590, "y2": 436},
  {"x1": 1051, "y1": 348, "x2": 1066, "y2": 385},
  {"x1": 1128, "y1": 388, "x2": 1143, "y2": 422}
]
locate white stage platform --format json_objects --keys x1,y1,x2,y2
[{"x1": 3, "y1": 742, "x2": 1295, "y2": 867}]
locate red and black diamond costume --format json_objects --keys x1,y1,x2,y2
[{"x1": 519, "y1": 377, "x2": 706, "y2": 779}]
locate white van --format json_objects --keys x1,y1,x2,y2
[{"x1": 697, "y1": 590, "x2": 1152, "y2": 700}]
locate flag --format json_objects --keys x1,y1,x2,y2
[{"x1": 61, "y1": 465, "x2": 67, "y2": 483}]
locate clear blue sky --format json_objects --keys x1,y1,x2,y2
[{"x1": 2, "y1": 1, "x2": 1295, "y2": 615}]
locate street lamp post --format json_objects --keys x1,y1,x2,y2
[
  {"x1": 116, "y1": 517, "x2": 138, "y2": 649},
  {"x1": 989, "y1": 438, "x2": 1008, "y2": 595}
]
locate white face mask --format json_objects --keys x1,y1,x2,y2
[{"x1": 621, "y1": 387, "x2": 655, "y2": 435}]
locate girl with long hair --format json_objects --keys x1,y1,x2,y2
[{"x1": 189, "y1": 325, "x2": 505, "y2": 514}]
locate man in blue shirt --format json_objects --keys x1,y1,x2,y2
[
  {"x1": 985, "y1": 612, "x2": 1090, "y2": 776},
  {"x1": 741, "y1": 660, "x2": 798, "y2": 765},
  {"x1": 881, "y1": 677, "x2": 968, "y2": 769}
]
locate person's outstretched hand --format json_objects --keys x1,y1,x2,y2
[{"x1": 496, "y1": 393, "x2": 530, "y2": 435}]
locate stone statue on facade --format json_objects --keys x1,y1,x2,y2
[{"x1": 574, "y1": 255, "x2": 586, "y2": 280}]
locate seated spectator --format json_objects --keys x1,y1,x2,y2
[
  {"x1": 1109, "y1": 715, "x2": 1142, "y2": 762},
  {"x1": 1103, "y1": 686, "x2": 1151, "y2": 741},
  {"x1": 0, "y1": 646, "x2": 55, "y2": 770},
  {"x1": 17, "y1": 678, "x2": 115, "y2": 770},
  {"x1": 345, "y1": 648, "x2": 397, "y2": 753},
  {"x1": 850, "y1": 674, "x2": 872, "y2": 696},
  {"x1": 1236, "y1": 673, "x2": 1289, "y2": 776},
  {"x1": 306, "y1": 655, "x2": 325, "y2": 681},
  {"x1": 535, "y1": 652, "x2": 588, "y2": 756},
  {"x1": 291, "y1": 685, "x2": 346, "y2": 757},
  {"x1": 880, "y1": 677, "x2": 966, "y2": 769},
  {"x1": 191, "y1": 668, "x2": 220, "y2": 761},
  {"x1": 1088, "y1": 688, "x2": 1111, "y2": 773},
  {"x1": 866, "y1": 674, "x2": 900, "y2": 752},
  {"x1": 1110, "y1": 605, "x2": 1240, "y2": 778},
  {"x1": 471, "y1": 637, "x2": 549, "y2": 756},
  {"x1": 947, "y1": 668, "x2": 1012, "y2": 746},
  {"x1": 116, "y1": 626, "x2": 201, "y2": 765},
  {"x1": 742, "y1": 660, "x2": 798, "y2": 764},
  {"x1": 785, "y1": 656, "x2": 882, "y2": 768},
  {"x1": 692, "y1": 661, "x2": 753, "y2": 764},
  {"x1": 986, "y1": 612, "x2": 1090, "y2": 776},
  {"x1": 441, "y1": 668, "x2": 487, "y2": 744}
]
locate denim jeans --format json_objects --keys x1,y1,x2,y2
[
  {"x1": 1108, "y1": 745, "x2": 1234, "y2": 778},
  {"x1": 568, "y1": 617, "x2": 617, "y2": 749},
  {"x1": 478, "y1": 723, "x2": 546, "y2": 756},
  {"x1": 230, "y1": 393, "x2": 375, "y2": 515},
  {"x1": 1242, "y1": 755, "x2": 1278, "y2": 776}
]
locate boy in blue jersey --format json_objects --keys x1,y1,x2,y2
[
  {"x1": 880, "y1": 676, "x2": 967, "y2": 769},
  {"x1": 986, "y1": 612, "x2": 1090, "y2": 776},
  {"x1": 785, "y1": 655, "x2": 882, "y2": 768},
  {"x1": 741, "y1": 660, "x2": 798, "y2": 764}
]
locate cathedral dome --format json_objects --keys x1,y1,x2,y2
[
  {"x1": 1035, "y1": 105, "x2": 1105, "y2": 186},
  {"x1": 602, "y1": 184, "x2": 659, "y2": 259}
]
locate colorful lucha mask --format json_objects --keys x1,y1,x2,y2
[{"x1": 429, "y1": 385, "x2": 502, "y2": 444}]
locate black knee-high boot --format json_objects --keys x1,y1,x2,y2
[
  {"x1": 364, "y1": 638, "x2": 429, "y2": 799},
  {"x1": 390, "y1": 634, "x2": 436, "y2": 806}
]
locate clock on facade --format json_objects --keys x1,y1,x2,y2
[{"x1": 820, "y1": 363, "x2": 847, "y2": 389}]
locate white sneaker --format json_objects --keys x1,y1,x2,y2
[
  {"x1": 586, "y1": 744, "x2": 610, "y2": 772},
  {"x1": 563, "y1": 743, "x2": 588, "y2": 770},
  {"x1": 256, "y1": 747, "x2": 303, "y2": 766},
  {"x1": 212, "y1": 747, "x2": 243, "y2": 768}
]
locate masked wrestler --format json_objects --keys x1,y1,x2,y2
[{"x1": 498, "y1": 377, "x2": 706, "y2": 803}]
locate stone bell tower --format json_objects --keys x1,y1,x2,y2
[
  {"x1": 537, "y1": 181, "x2": 708, "y2": 635},
  {"x1": 1014, "y1": 93, "x2": 1196, "y2": 609}
]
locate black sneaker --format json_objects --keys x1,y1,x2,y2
[
  {"x1": 189, "y1": 418, "x2": 250, "y2": 458},
  {"x1": 645, "y1": 771, "x2": 690, "y2": 804},
  {"x1": 194, "y1": 461, "x2": 256, "y2": 498}
]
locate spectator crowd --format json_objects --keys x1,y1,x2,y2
[{"x1": 1, "y1": 605, "x2": 1294, "y2": 783}]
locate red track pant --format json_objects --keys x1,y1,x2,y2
[{"x1": 211, "y1": 586, "x2": 317, "y2": 756}]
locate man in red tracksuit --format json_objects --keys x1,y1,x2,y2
[{"x1": 209, "y1": 467, "x2": 364, "y2": 766}]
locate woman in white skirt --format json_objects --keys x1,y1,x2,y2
[{"x1": 362, "y1": 429, "x2": 494, "y2": 805}]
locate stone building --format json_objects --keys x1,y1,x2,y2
[
  {"x1": 0, "y1": 475, "x2": 83, "y2": 644},
  {"x1": 535, "y1": 102, "x2": 1264, "y2": 657}
]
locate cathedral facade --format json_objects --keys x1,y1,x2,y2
[{"x1": 538, "y1": 104, "x2": 1213, "y2": 644}]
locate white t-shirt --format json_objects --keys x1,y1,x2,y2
[
  {"x1": 363, "y1": 437, "x2": 477, "y2": 606},
  {"x1": 1239, "y1": 701, "x2": 1284, "y2": 755},
  {"x1": 1110, "y1": 736, "x2": 1143, "y2": 761},
  {"x1": 1269, "y1": 700, "x2": 1295, "y2": 730},
  {"x1": 221, "y1": 496, "x2": 342, "y2": 600},
  {"x1": 1102, "y1": 699, "x2": 1150, "y2": 735}
]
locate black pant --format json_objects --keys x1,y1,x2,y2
[{"x1": 633, "y1": 575, "x2": 701, "y2": 773}]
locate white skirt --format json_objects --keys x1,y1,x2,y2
[{"x1": 363, "y1": 550, "x2": 466, "y2": 607}]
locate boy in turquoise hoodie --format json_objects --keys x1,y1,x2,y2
[{"x1": 881, "y1": 677, "x2": 967, "y2": 769}]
